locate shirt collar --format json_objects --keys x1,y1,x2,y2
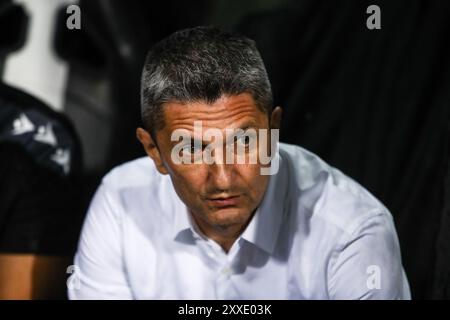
[
  {"x1": 172, "y1": 192, "x2": 193, "y2": 240},
  {"x1": 171, "y1": 184, "x2": 207, "y2": 242},
  {"x1": 240, "y1": 151, "x2": 288, "y2": 254}
]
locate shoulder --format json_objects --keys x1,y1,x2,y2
[
  {"x1": 0, "y1": 85, "x2": 81, "y2": 177},
  {"x1": 279, "y1": 143, "x2": 393, "y2": 238},
  {"x1": 101, "y1": 156, "x2": 160, "y2": 191},
  {"x1": 279, "y1": 144, "x2": 408, "y2": 298},
  {"x1": 96, "y1": 156, "x2": 174, "y2": 223},
  {"x1": 80, "y1": 157, "x2": 160, "y2": 233}
]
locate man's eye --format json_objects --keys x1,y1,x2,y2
[
  {"x1": 235, "y1": 135, "x2": 253, "y2": 146},
  {"x1": 181, "y1": 144, "x2": 202, "y2": 155}
]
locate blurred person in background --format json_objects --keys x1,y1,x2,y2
[
  {"x1": 0, "y1": 83, "x2": 82, "y2": 299},
  {"x1": 0, "y1": 0, "x2": 83, "y2": 299}
]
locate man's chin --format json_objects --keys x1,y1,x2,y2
[{"x1": 205, "y1": 207, "x2": 253, "y2": 228}]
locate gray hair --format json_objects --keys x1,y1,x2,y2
[{"x1": 140, "y1": 26, "x2": 273, "y2": 137}]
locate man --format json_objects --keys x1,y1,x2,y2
[{"x1": 69, "y1": 26, "x2": 410, "y2": 299}]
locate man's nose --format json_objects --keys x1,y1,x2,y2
[{"x1": 207, "y1": 162, "x2": 235, "y2": 192}]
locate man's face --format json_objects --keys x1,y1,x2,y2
[{"x1": 138, "y1": 93, "x2": 281, "y2": 234}]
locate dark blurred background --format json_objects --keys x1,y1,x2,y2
[{"x1": 0, "y1": 0, "x2": 449, "y2": 299}]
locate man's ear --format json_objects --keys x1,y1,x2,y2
[
  {"x1": 270, "y1": 106, "x2": 282, "y2": 130},
  {"x1": 136, "y1": 128, "x2": 169, "y2": 175}
]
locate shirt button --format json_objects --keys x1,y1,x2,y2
[{"x1": 221, "y1": 266, "x2": 232, "y2": 276}]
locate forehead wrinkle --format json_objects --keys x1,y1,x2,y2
[
  {"x1": 176, "y1": 102, "x2": 255, "y2": 118},
  {"x1": 167, "y1": 102, "x2": 260, "y2": 125},
  {"x1": 169, "y1": 112, "x2": 261, "y2": 133},
  {"x1": 162, "y1": 93, "x2": 266, "y2": 137}
]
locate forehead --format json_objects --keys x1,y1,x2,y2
[{"x1": 161, "y1": 93, "x2": 268, "y2": 132}]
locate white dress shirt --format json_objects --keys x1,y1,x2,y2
[{"x1": 69, "y1": 142, "x2": 411, "y2": 300}]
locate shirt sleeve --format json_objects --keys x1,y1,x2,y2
[
  {"x1": 327, "y1": 212, "x2": 411, "y2": 300},
  {"x1": 0, "y1": 143, "x2": 82, "y2": 256},
  {"x1": 68, "y1": 182, "x2": 133, "y2": 300}
]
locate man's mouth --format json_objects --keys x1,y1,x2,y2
[{"x1": 206, "y1": 195, "x2": 241, "y2": 207}]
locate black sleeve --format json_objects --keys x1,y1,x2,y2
[
  {"x1": 0, "y1": 143, "x2": 83, "y2": 255},
  {"x1": 0, "y1": 83, "x2": 84, "y2": 256}
]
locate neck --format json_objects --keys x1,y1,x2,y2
[{"x1": 190, "y1": 211, "x2": 255, "y2": 253}]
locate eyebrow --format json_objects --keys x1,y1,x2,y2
[
  {"x1": 169, "y1": 120, "x2": 260, "y2": 147},
  {"x1": 238, "y1": 120, "x2": 259, "y2": 131}
]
